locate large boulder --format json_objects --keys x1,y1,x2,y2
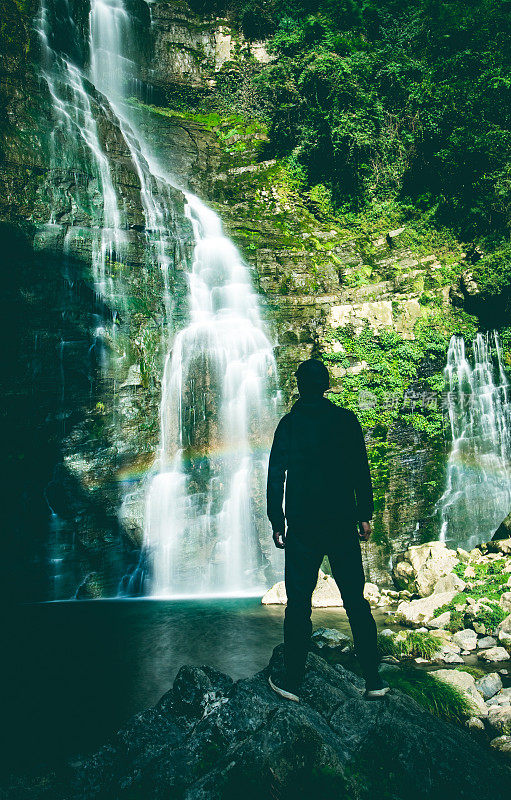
[
  {"x1": 476, "y1": 673, "x2": 503, "y2": 701},
  {"x1": 392, "y1": 541, "x2": 458, "y2": 597},
  {"x1": 484, "y1": 538, "x2": 511, "y2": 555},
  {"x1": 497, "y1": 614, "x2": 511, "y2": 635},
  {"x1": 478, "y1": 636, "x2": 498, "y2": 649},
  {"x1": 363, "y1": 582, "x2": 381, "y2": 605},
  {"x1": 395, "y1": 590, "x2": 457, "y2": 627},
  {"x1": 428, "y1": 611, "x2": 452, "y2": 629},
  {"x1": 488, "y1": 707, "x2": 511, "y2": 736},
  {"x1": 479, "y1": 647, "x2": 511, "y2": 663},
  {"x1": 261, "y1": 580, "x2": 287, "y2": 605},
  {"x1": 490, "y1": 735, "x2": 511, "y2": 762},
  {"x1": 432, "y1": 573, "x2": 466, "y2": 594},
  {"x1": 453, "y1": 629, "x2": 478, "y2": 651},
  {"x1": 262, "y1": 570, "x2": 343, "y2": 607},
  {"x1": 492, "y1": 511, "x2": 511, "y2": 541},
  {"x1": 500, "y1": 592, "x2": 511, "y2": 614},
  {"x1": 19, "y1": 648, "x2": 511, "y2": 800}
]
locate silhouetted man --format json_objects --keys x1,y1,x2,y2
[{"x1": 266, "y1": 358, "x2": 389, "y2": 701}]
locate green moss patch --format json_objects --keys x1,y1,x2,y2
[
  {"x1": 434, "y1": 588, "x2": 508, "y2": 634},
  {"x1": 127, "y1": 99, "x2": 267, "y2": 156},
  {"x1": 455, "y1": 665, "x2": 486, "y2": 680},
  {"x1": 453, "y1": 558, "x2": 509, "y2": 601}
]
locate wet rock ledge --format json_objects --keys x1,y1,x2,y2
[{"x1": 9, "y1": 646, "x2": 511, "y2": 800}]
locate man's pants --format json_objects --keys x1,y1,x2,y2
[{"x1": 283, "y1": 528, "x2": 380, "y2": 686}]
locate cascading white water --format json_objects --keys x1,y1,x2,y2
[
  {"x1": 89, "y1": 0, "x2": 180, "y2": 333},
  {"x1": 40, "y1": 0, "x2": 282, "y2": 596},
  {"x1": 37, "y1": 0, "x2": 126, "y2": 308},
  {"x1": 145, "y1": 196, "x2": 280, "y2": 596},
  {"x1": 438, "y1": 331, "x2": 511, "y2": 549}
]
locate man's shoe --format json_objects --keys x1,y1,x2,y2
[
  {"x1": 364, "y1": 675, "x2": 390, "y2": 699},
  {"x1": 268, "y1": 674, "x2": 300, "y2": 702}
]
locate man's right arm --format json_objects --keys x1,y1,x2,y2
[
  {"x1": 266, "y1": 415, "x2": 289, "y2": 541},
  {"x1": 349, "y1": 411, "x2": 374, "y2": 525}
]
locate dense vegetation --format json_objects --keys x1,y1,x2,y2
[{"x1": 188, "y1": 0, "x2": 511, "y2": 303}]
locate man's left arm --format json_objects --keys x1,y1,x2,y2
[{"x1": 266, "y1": 416, "x2": 289, "y2": 548}]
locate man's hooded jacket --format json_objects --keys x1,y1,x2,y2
[{"x1": 266, "y1": 396, "x2": 374, "y2": 536}]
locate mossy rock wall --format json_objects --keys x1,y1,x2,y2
[{"x1": 2, "y1": 0, "x2": 509, "y2": 596}]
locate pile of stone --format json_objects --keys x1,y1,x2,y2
[
  {"x1": 389, "y1": 538, "x2": 511, "y2": 644},
  {"x1": 313, "y1": 623, "x2": 511, "y2": 758},
  {"x1": 379, "y1": 534, "x2": 511, "y2": 756}
]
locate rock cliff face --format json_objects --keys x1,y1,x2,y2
[
  {"x1": 7, "y1": 647, "x2": 510, "y2": 800},
  {"x1": 2, "y1": 0, "x2": 194, "y2": 598},
  {"x1": 0, "y1": 0, "x2": 494, "y2": 598}
]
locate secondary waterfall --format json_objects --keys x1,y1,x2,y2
[
  {"x1": 38, "y1": 0, "x2": 281, "y2": 597},
  {"x1": 439, "y1": 331, "x2": 511, "y2": 549}
]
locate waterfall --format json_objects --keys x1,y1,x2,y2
[
  {"x1": 438, "y1": 331, "x2": 511, "y2": 549},
  {"x1": 38, "y1": 0, "x2": 282, "y2": 597},
  {"x1": 144, "y1": 196, "x2": 280, "y2": 597},
  {"x1": 37, "y1": 0, "x2": 126, "y2": 308}
]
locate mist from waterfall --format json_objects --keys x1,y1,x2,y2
[
  {"x1": 38, "y1": 0, "x2": 282, "y2": 597},
  {"x1": 439, "y1": 331, "x2": 511, "y2": 550}
]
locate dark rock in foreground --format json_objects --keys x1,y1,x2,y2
[{"x1": 10, "y1": 647, "x2": 511, "y2": 800}]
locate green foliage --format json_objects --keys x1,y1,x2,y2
[
  {"x1": 320, "y1": 314, "x2": 480, "y2": 532},
  {"x1": 500, "y1": 327, "x2": 511, "y2": 368},
  {"x1": 173, "y1": 1, "x2": 511, "y2": 286},
  {"x1": 476, "y1": 603, "x2": 508, "y2": 630},
  {"x1": 452, "y1": 562, "x2": 467, "y2": 579},
  {"x1": 377, "y1": 630, "x2": 439, "y2": 659},
  {"x1": 282, "y1": 151, "x2": 308, "y2": 194},
  {"x1": 320, "y1": 555, "x2": 332, "y2": 575},
  {"x1": 127, "y1": 100, "x2": 268, "y2": 151},
  {"x1": 431, "y1": 592, "x2": 467, "y2": 632},
  {"x1": 444, "y1": 612, "x2": 465, "y2": 633},
  {"x1": 401, "y1": 631, "x2": 440, "y2": 659},
  {"x1": 377, "y1": 632, "x2": 400, "y2": 657},
  {"x1": 306, "y1": 183, "x2": 335, "y2": 218},
  {"x1": 451, "y1": 592, "x2": 470, "y2": 606},
  {"x1": 12, "y1": 0, "x2": 36, "y2": 13},
  {"x1": 471, "y1": 244, "x2": 511, "y2": 312},
  {"x1": 454, "y1": 558, "x2": 509, "y2": 600},
  {"x1": 456, "y1": 555, "x2": 506, "y2": 575},
  {"x1": 433, "y1": 572, "x2": 509, "y2": 632},
  {"x1": 241, "y1": 0, "x2": 511, "y2": 244},
  {"x1": 385, "y1": 667, "x2": 474, "y2": 723},
  {"x1": 322, "y1": 318, "x2": 456, "y2": 434}
]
